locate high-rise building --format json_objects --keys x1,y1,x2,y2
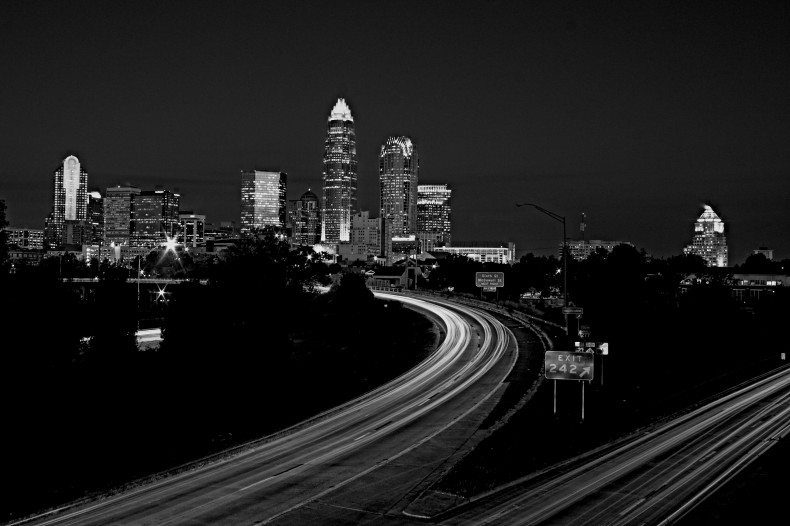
[
  {"x1": 178, "y1": 212, "x2": 206, "y2": 248},
  {"x1": 379, "y1": 136, "x2": 418, "y2": 262},
  {"x1": 87, "y1": 191, "x2": 104, "y2": 245},
  {"x1": 287, "y1": 189, "x2": 321, "y2": 246},
  {"x1": 131, "y1": 190, "x2": 180, "y2": 247},
  {"x1": 321, "y1": 98, "x2": 357, "y2": 244},
  {"x1": 240, "y1": 170, "x2": 287, "y2": 236},
  {"x1": 683, "y1": 204, "x2": 728, "y2": 267},
  {"x1": 104, "y1": 186, "x2": 141, "y2": 246},
  {"x1": 417, "y1": 184, "x2": 451, "y2": 251},
  {"x1": 44, "y1": 155, "x2": 89, "y2": 249}
]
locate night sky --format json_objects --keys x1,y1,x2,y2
[{"x1": 2, "y1": 1, "x2": 788, "y2": 263}]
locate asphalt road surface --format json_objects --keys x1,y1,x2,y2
[
  {"x1": 15, "y1": 292, "x2": 517, "y2": 526},
  {"x1": 441, "y1": 364, "x2": 790, "y2": 525}
]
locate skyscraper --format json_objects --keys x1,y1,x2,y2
[
  {"x1": 321, "y1": 98, "x2": 357, "y2": 244},
  {"x1": 240, "y1": 170, "x2": 287, "y2": 236},
  {"x1": 379, "y1": 136, "x2": 418, "y2": 261},
  {"x1": 683, "y1": 204, "x2": 728, "y2": 267},
  {"x1": 287, "y1": 189, "x2": 321, "y2": 246},
  {"x1": 104, "y1": 185, "x2": 141, "y2": 246},
  {"x1": 87, "y1": 191, "x2": 104, "y2": 245},
  {"x1": 131, "y1": 190, "x2": 180, "y2": 247},
  {"x1": 417, "y1": 184, "x2": 452, "y2": 251},
  {"x1": 44, "y1": 155, "x2": 89, "y2": 249}
]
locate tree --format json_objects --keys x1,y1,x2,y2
[{"x1": 739, "y1": 252, "x2": 780, "y2": 274}]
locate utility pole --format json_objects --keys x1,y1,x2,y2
[{"x1": 516, "y1": 202, "x2": 569, "y2": 335}]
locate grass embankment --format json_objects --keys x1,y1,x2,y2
[
  {"x1": 1, "y1": 298, "x2": 439, "y2": 524},
  {"x1": 431, "y1": 302, "x2": 784, "y2": 500}
]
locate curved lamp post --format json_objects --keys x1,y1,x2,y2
[{"x1": 516, "y1": 202, "x2": 568, "y2": 335}]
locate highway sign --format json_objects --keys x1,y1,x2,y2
[
  {"x1": 482, "y1": 287, "x2": 497, "y2": 292},
  {"x1": 563, "y1": 306, "x2": 583, "y2": 315},
  {"x1": 476, "y1": 272, "x2": 505, "y2": 288},
  {"x1": 545, "y1": 351, "x2": 594, "y2": 380},
  {"x1": 574, "y1": 342, "x2": 609, "y2": 355}
]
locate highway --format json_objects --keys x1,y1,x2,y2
[
  {"x1": 15, "y1": 292, "x2": 517, "y2": 526},
  {"x1": 443, "y1": 364, "x2": 790, "y2": 526}
]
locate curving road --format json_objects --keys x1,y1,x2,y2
[
  {"x1": 443, "y1": 364, "x2": 790, "y2": 526},
  {"x1": 15, "y1": 292, "x2": 517, "y2": 526}
]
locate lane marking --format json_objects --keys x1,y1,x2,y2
[{"x1": 241, "y1": 464, "x2": 302, "y2": 491}]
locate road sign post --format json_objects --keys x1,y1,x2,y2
[
  {"x1": 476, "y1": 272, "x2": 504, "y2": 300},
  {"x1": 545, "y1": 351, "x2": 594, "y2": 421}
]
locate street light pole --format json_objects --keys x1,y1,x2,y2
[{"x1": 516, "y1": 202, "x2": 568, "y2": 335}]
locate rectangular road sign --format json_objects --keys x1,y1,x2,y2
[
  {"x1": 562, "y1": 306, "x2": 583, "y2": 315},
  {"x1": 574, "y1": 342, "x2": 609, "y2": 355},
  {"x1": 476, "y1": 272, "x2": 504, "y2": 288},
  {"x1": 545, "y1": 351, "x2": 594, "y2": 380},
  {"x1": 482, "y1": 286, "x2": 497, "y2": 292}
]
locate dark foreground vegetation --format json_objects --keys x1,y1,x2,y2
[
  {"x1": 0, "y1": 232, "x2": 436, "y2": 522},
  {"x1": 428, "y1": 245, "x2": 790, "y2": 498}
]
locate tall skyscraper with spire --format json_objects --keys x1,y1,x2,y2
[
  {"x1": 321, "y1": 98, "x2": 357, "y2": 244},
  {"x1": 44, "y1": 154, "x2": 89, "y2": 249},
  {"x1": 379, "y1": 136, "x2": 419, "y2": 261},
  {"x1": 683, "y1": 204, "x2": 728, "y2": 267}
]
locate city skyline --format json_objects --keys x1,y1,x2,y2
[{"x1": 1, "y1": 2, "x2": 788, "y2": 263}]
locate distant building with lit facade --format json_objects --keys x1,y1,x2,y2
[
  {"x1": 380, "y1": 136, "x2": 418, "y2": 263},
  {"x1": 131, "y1": 189, "x2": 180, "y2": 247},
  {"x1": 44, "y1": 155, "x2": 89, "y2": 249},
  {"x1": 417, "y1": 184, "x2": 451, "y2": 252},
  {"x1": 322, "y1": 98, "x2": 357, "y2": 244},
  {"x1": 434, "y1": 241, "x2": 516, "y2": 264},
  {"x1": 87, "y1": 191, "x2": 104, "y2": 245},
  {"x1": 683, "y1": 205, "x2": 728, "y2": 267},
  {"x1": 337, "y1": 211, "x2": 380, "y2": 262},
  {"x1": 240, "y1": 170, "x2": 287, "y2": 236},
  {"x1": 565, "y1": 239, "x2": 634, "y2": 261},
  {"x1": 104, "y1": 186, "x2": 141, "y2": 246},
  {"x1": 753, "y1": 247, "x2": 774, "y2": 261},
  {"x1": 5, "y1": 228, "x2": 44, "y2": 250},
  {"x1": 178, "y1": 212, "x2": 205, "y2": 248},
  {"x1": 287, "y1": 189, "x2": 321, "y2": 245},
  {"x1": 351, "y1": 211, "x2": 380, "y2": 256}
]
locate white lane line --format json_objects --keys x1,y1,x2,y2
[
  {"x1": 241, "y1": 464, "x2": 302, "y2": 491},
  {"x1": 417, "y1": 397, "x2": 432, "y2": 407},
  {"x1": 353, "y1": 432, "x2": 371, "y2": 442}
]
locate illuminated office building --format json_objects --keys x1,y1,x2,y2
[
  {"x1": 104, "y1": 185, "x2": 141, "y2": 246},
  {"x1": 321, "y1": 98, "x2": 357, "y2": 244},
  {"x1": 380, "y1": 136, "x2": 418, "y2": 262},
  {"x1": 178, "y1": 212, "x2": 205, "y2": 248},
  {"x1": 565, "y1": 239, "x2": 633, "y2": 261},
  {"x1": 417, "y1": 184, "x2": 451, "y2": 251},
  {"x1": 44, "y1": 155, "x2": 89, "y2": 249},
  {"x1": 131, "y1": 190, "x2": 180, "y2": 247},
  {"x1": 87, "y1": 191, "x2": 104, "y2": 245},
  {"x1": 683, "y1": 204, "x2": 728, "y2": 267},
  {"x1": 287, "y1": 189, "x2": 321, "y2": 245},
  {"x1": 434, "y1": 241, "x2": 516, "y2": 264},
  {"x1": 240, "y1": 170, "x2": 287, "y2": 236},
  {"x1": 5, "y1": 228, "x2": 44, "y2": 250}
]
